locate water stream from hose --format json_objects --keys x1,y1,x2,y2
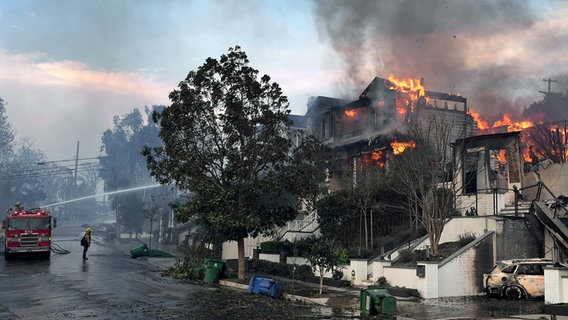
[{"x1": 41, "y1": 184, "x2": 164, "y2": 208}]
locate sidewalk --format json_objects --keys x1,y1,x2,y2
[{"x1": 113, "y1": 239, "x2": 568, "y2": 320}]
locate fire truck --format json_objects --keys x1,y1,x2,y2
[{"x1": 2, "y1": 208, "x2": 56, "y2": 260}]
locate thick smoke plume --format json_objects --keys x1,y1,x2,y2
[{"x1": 312, "y1": 0, "x2": 568, "y2": 123}]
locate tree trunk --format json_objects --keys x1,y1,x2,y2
[
  {"x1": 370, "y1": 208, "x2": 373, "y2": 250},
  {"x1": 319, "y1": 273, "x2": 324, "y2": 295},
  {"x1": 363, "y1": 208, "x2": 368, "y2": 250},
  {"x1": 238, "y1": 237, "x2": 245, "y2": 280}
]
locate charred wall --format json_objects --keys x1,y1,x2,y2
[{"x1": 495, "y1": 217, "x2": 543, "y2": 260}]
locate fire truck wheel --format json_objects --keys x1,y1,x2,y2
[{"x1": 5, "y1": 252, "x2": 14, "y2": 261}]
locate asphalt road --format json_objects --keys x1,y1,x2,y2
[
  {"x1": 0, "y1": 223, "x2": 559, "y2": 320},
  {"x1": 0, "y1": 226, "x2": 203, "y2": 319},
  {"x1": 0, "y1": 224, "x2": 356, "y2": 320}
]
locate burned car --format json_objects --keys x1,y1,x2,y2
[{"x1": 483, "y1": 258, "x2": 560, "y2": 300}]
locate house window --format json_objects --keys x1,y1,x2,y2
[{"x1": 316, "y1": 114, "x2": 332, "y2": 140}]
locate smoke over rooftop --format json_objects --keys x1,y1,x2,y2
[{"x1": 312, "y1": 0, "x2": 568, "y2": 123}]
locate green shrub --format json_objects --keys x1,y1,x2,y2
[
  {"x1": 375, "y1": 276, "x2": 390, "y2": 288},
  {"x1": 249, "y1": 259, "x2": 299, "y2": 278},
  {"x1": 259, "y1": 237, "x2": 318, "y2": 257},
  {"x1": 293, "y1": 264, "x2": 314, "y2": 280},
  {"x1": 332, "y1": 269, "x2": 344, "y2": 280},
  {"x1": 458, "y1": 232, "x2": 477, "y2": 247},
  {"x1": 397, "y1": 248, "x2": 415, "y2": 263},
  {"x1": 260, "y1": 240, "x2": 289, "y2": 254}
]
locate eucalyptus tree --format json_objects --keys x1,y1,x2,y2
[
  {"x1": 100, "y1": 106, "x2": 163, "y2": 237},
  {"x1": 143, "y1": 46, "x2": 327, "y2": 280}
]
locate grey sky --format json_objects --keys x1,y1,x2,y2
[{"x1": 1, "y1": 0, "x2": 567, "y2": 160}]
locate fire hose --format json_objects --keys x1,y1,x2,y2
[{"x1": 51, "y1": 242, "x2": 71, "y2": 254}]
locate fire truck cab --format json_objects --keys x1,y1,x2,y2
[{"x1": 2, "y1": 208, "x2": 56, "y2": 260}]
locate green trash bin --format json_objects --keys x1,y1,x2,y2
[
  {"x1": 380, "y1": 293, "x2": 397, "y2": 316},
  {"x1": 193, "y1": 265, "x2": 206, "y2": 280},
  {"x1": 204, "y1": 266, "x2": 220, "y2": 284},
  {"x1": 204, "y1": 259, "x2": 227, "y2": 278},
  {"x1": 360, "y1": 288, "x2": 397, "y2": 316},
  {"x1": 130, "y1": 243, "x2": 149, "y2": 258}
]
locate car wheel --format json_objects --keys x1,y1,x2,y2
[{"x1": 504, "y1": 285, "x2": 524, "y2": 300}]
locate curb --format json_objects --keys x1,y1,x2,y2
[{"x1": 219, "y1": 280, "x2": 331, "y2": 306}]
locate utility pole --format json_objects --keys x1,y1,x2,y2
[
  {"x1": 539, "y1": 78, "x2": 557, "y2": 94},
  {"x1": 73, "y1": 141, "x2": 79, "y2": 196}
]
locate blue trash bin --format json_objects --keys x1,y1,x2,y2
[
  {"x1": 248, "y1": 275, "x2": 281, "y2": 298},
  {"x1": 249, "y1": 275, "x2": 262, "y2": 294},
  {"x1": 258, "y1": 278, "x2": 273, "y2": 295},
  {"x1": 269, "y1": 282, "x2": 282, "y2": 298}
]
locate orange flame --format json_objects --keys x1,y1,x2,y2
[
  {"x1": 470, "y1": 110, "x2": 543, "y2": 163},
  {"x1": 387, "y1": 74, "x2": 426, "y2": 120},
  {"x1": 391, "y1": 141, "x2": 416, "y2": 155},
  {"x1": 345, "y1": 109, "x2": 357, "y2": 118},
  {"x1": 492, "y1": 114, "x2": 534, "y2": 132},
  {"x1": 361, "y1": 151, "x2": 386, "y2": 168},
  {"x1": 468, "y1": 109, "x2": 489, "y2": 130},
  {"x1": 387, "y1": 74, "x2": 425, "y2": 96},
  {"x1": 371, "y1": 152, "x2": 382, "y2": 161},
  {"x1": 471, "y1": 111, "x2": 534, "y2": 133},
  {"x1": 497, "y1": 149, "x2": 506, "y2": 163}
]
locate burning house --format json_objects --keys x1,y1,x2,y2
[
  {"x1": 306, "y1": 76, "x2": 477, "y2": 191},
  {"x1": 220, "y1": 74, "x2": 568, "y2": 301},
  {"x1": 271, "y1": 76, "x2": 568, "y2": 300}
]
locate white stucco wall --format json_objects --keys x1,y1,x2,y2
[
  {"x1": 286, "y1": 256, "x2": 308, "y2": 266},
  {"x1": 439, "y1": 217, "x2": 496, "y2": 243},
  {"x1": 545, "y1": 267, "x2": 568, "y2": 304},
  {"x1": 258, "y1": 253, "x2": 280, "y2": 263},
  {"x1": 438, "y1": 246, "x2": 481, "y2": 296},
  {"x1": 383, "y1": 266, "x2": 424, "y2": 295},
  {"x1": 222, "y1": 234, "x2": 272, "y2": 260},
  {"x1": 400, "y1": 217, "x2": 496, "y2": 256},
  {"x1": 350, "y1": 259, "x2": 368, "y2": 285}
]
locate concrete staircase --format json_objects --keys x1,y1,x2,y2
[
  {"x1": 498, "y1": 200, "x2": 532, "y2": 216},
  {"x1": 277, "y1": 212, "x2": 319, "y2": 241}
]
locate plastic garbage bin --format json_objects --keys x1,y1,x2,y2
[
  {"x1": 249, "y1": 275, "x2": 262, "y2": 294},
  {"x1": 268, "y1": 281, "x2": 282, "y2": 298},
  {"x1": 193, "y1": 265, "x2": 206, "y2": 280},
  {"x1": 204, "y1": 259, "x2": 227, "y2": 278},
  {"x1": 248, "y1": 276, "x2": 281, "y2": 298},
  {"x1": 204, "y1": 266, "x2": 220, "y2": 284},
  {"x1": 380, "y1": 293, "x2": 397, "y2": 316},
  {"x1": 360, "y1": 288, "x2": 397, "y2": 316},
  {"x1": 130, "y1": 243, "x2": 148, "y2": 258}
]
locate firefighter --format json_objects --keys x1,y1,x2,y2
[
  {"x1": 81, "y1": 228, "x2": 92, "y2": 260},
  {"x1": 14, "y1": 202, "x2": 22, "y2": 211}
]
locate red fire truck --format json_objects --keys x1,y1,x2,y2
[{"x1": 2, "y1": 208, "x2": 56, "y2": 260}]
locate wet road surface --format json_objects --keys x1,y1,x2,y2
[
  {"x1": 0, "y1": 224, "x2": 554, "y2": 319},
  {"x1": 0, "y1": 227, "x2": 202, "y2": 319},
  {"x1": 0, "y1": 225, "x2": 357, "y2": 319}
]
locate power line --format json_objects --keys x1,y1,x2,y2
[
  {"x1": 539, "y1": 78, "x2": 558, "y2": 94},
  {"x1": 36, "y1": 156, "x2": 103, "y2": 165},
  {"x1": 0, "y1": 165, "x2": 103, "y2": 181}
]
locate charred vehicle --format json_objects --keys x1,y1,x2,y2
[{"x1": 483, "y1": 258, "x2": 561, "y2": 300}]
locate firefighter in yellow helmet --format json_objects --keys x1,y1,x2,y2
[
  {"x1": 14, "y1": 202, "x2": 22, "y2": 211},
  {"x1": 81, "y1": 228, "x2": 92, "y2": 260}
]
